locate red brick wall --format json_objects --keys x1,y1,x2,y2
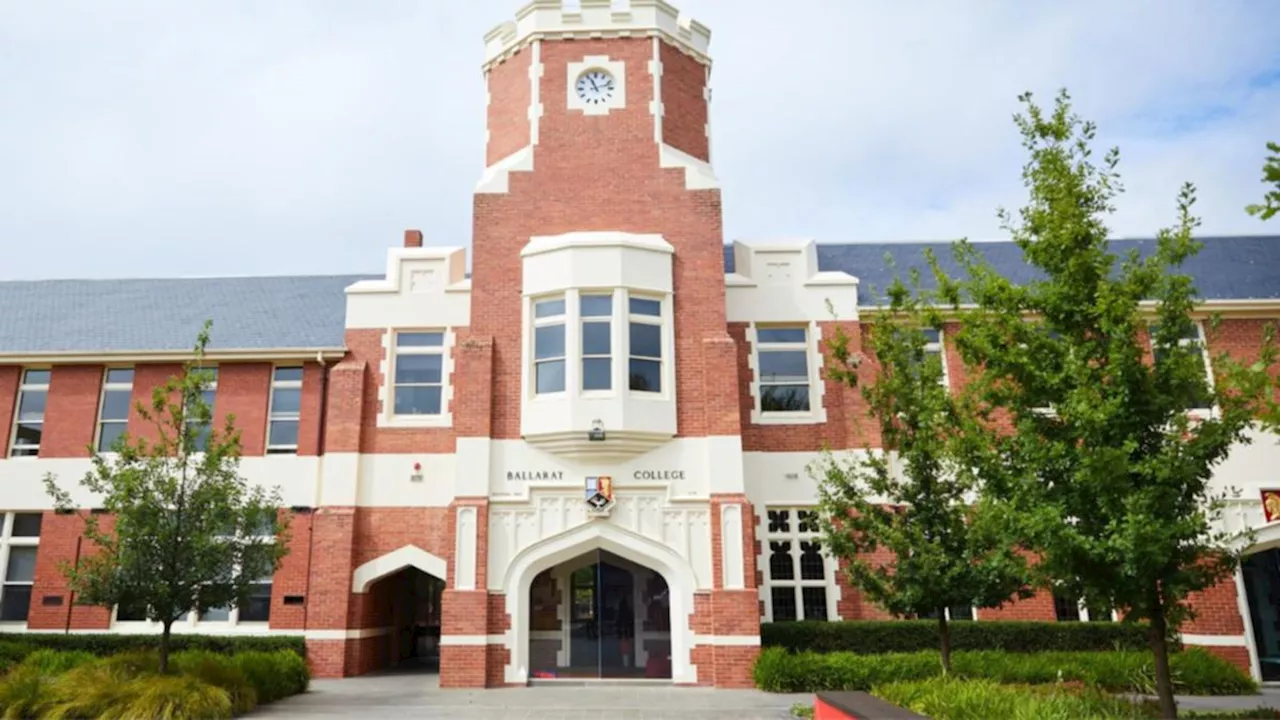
[
  {"x1": 473, "y1": 36, "x2": 726, "y2": 440},
  {"x1": 127, "y1": 364, "x2": 183, "y2": 444},
  {"x1": 351, "y1": 508, "x2": 452, "y2": 572},
  {"x1": 978, "y1": 590, "x2": 1056, "y2": 621},
  {"x1": 297, "y1": 362, "x2": 327, "y2": 456},
  {"x1": 0, "y1": 366, "x2": 18, "y2": 457},
  {"x1": 343, "y1": 329, "x2": 456, "y2": 454},
  {"x1": 452, "y1": 333, "x2": 494, "y2": 438},
  {"x1": 659, "y1": 42, "x2": 709, "y2": 162},
  {"x1": 485, "y1": 46, "x2": 532, "y2": 166},
  {"x1": 1199, "y1": 645, "x2": 1252, "y2": 674},
  {"x1": 305, "y1": 507, "x2": 356, "y2": 630},
  {"x1": 212, "y1": 362, "x2": 271, "y2": 456},
  {"x1": 40, "y1": 365, "x2": 102, "y2": 458},
  {"x1": 323, "y1": 359, "x2": 366, "y2": 453},
  {"x1": 269, "y1": 509, "x2": 313, "y2": 630},
  {"x1": 1183, "y1": 575, "x2": 1246, "y2": 636},
  {"x1": 27, "y1": 511, "x2": 113, "y2": 630}
]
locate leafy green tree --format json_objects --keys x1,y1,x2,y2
[
  {"x1": 1246, "y1": 141, "x2": 1280, "y2": 221},
  {"x1": 937, "y1": 90, "x2": 1278, "y2": 718},
  {"x1": 43, "y1": 322, "x2": 290, "y2": 673},
  {"x1": 814, "y1": 272, "x2": 1034, "y2": 674}
]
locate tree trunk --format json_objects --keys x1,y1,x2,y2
[
  {"x1": 160, "y1": 620, "x2": 173, "y2": 674},
  {"x1": 1149, "y1": 601, "x2": 1178, "y2": 719},
  {"x1": 938, "y1": 610, "x2": 952, "y2": 675}
]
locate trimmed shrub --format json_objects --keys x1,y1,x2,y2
[
  {"x1": 171, "y1": 650, "x2": 257, "y2": 714},
  {"x1": 17, "y1": 649, "x2": 98, "y2": 677},
  {"x1": 233, "y1": 650, "x2": 310, "y2": 704},
  {"x1": 761, "y1": 620, "x2": 1155, "y2": 655},
  {"x1": 872, "y1": 677, "x2": 1152, "y2": 720},
  {"x1": 753, "y1": 647, "x2": 1257, "y2": 696},
  {"x1": 0, "y1": 633, "x2": 304, "y2": 659}
]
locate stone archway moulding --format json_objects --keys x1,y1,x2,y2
[
  {"x1": 351, "y1": 545, "x2": 448, "y2": 593},
  {"x1": 501, "y1": 520, "x2": 701, "y2": 685}
]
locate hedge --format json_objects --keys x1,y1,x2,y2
[
  {"x1": 0, "y1": 634, "x2": 304, "y2": 668},
  {"x1": 761, "y1": 620, "x2": 1157, "y2": 654},
  {"x1": 754, "y1": 647, "x2": 1257, "y2": 696}
]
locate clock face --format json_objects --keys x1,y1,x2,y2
[{"x1": 575, "y1": 69, "x2": 616, "y2": 106}]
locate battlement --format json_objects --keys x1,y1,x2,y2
[{"x1": 483, "y1": 0, "x2": 711, "y2": 69}]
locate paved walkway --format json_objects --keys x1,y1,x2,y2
[{"x1": 249, "y1": 672, "x2": 814, "y2": 719}]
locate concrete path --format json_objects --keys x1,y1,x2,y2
[{"x1": 248, "y1": 672, "x2": 814, "y2": 719}]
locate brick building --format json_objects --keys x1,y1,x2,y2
[{"x1": 2, "y1": 0, "x2": 1280, "y2": 689}]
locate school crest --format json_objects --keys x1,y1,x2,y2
[
  {"x1": 585, "y1": 476, "x2": 615, "y2": 515},
  {"x1": 1263, "y1": 490, "x2": 1280, "y2": 523}
]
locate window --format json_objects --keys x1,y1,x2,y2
[
  {"x1": 918, "y1": 606, "x2": 975, "y2": 622},
  {"x1": 534, "y1": 298, "x2": 567, "y2": 394},
  {"x1": 580, "y1": 295, "x2": 612, "y2": 391},
  {"x1": 1052, "y1": 586, "x2": 1114, "y2": 622},
  {"x1": 756, "y1": 327, "x2": 812, "y2": 413},
  {"x1": 0, "y1": 513, "x2": 41, "y2": 622},
  {"x1": 393, "y1": 332, "x2": 445, "y2": 415},
  {"x1": 96, "y1": 368, "x2": 134, "y2": 452},
  {"x1": 266, "y1": 367, "x2": 303, "y2": 453},
  {"x1": 763, "y1": 508, "x2": 832, "y2": 622},
  {"x1": 628, "y1": 297, "x2": 662, "y2": 393},
  {"x1": 185, "y1": 367, "x2": 218, "y2": 452},
  {"x1": 1152, "y1": 322, "x2": 1214, "y2": 411},
  {"x1": 9, "y1": 370, "x2": 49, "y2": 458},
  {"x1": 922, "y1": 328, "x2": 949, "y2": 388}
]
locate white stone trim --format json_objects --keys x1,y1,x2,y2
[
  {"x1": 694, "y1": 635, "x2": 760, "y2": 647},
  {"x1": 440, "y1": 634, "x2": 502, "y2": 646},
  {"x1": 1181, "y1": 633, "x2": 1249, "y2": 647},
  {"x1": 304, "y1": 627, "x2": 394, "y2": 641},
  {"x1": 455, "y1": 506, "x2": 479, "y2": 591},
  {"x1": 658, "y1": 143, "x2": 718, "y2": 190},
  {"x1": 351, "y1": 545, "x2": 448, "y2": 592},
  {"x1": 483, "y1": 0, "x2": 711, "y2": 71},
  {"x1": 375, "y1": 327, "x2": 455, "y2": 429},
  {"x1": 476, "y1": 146, "x2": 535, "y2": 195},
  {"x1": 567, "y1": 55, "x2": 626, "y2": 116},
  {"x1": 529, "y1": 40, "x2": 544, "y2": 145},
  {"x1": 650, "y1": 38, "x2": 664, "y2": 145},
  {"x1": 501, "y1": 519, "x2": 700, "y2": 685},
  {"x1": 720, "y1": 503, "x2": 745, "y2": 590}
]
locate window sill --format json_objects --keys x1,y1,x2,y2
[{"x1": 751, "y1": 410, "x2": 827, "y2": 426}]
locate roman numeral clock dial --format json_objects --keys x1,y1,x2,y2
[{"x1": 575, "y1": 69, "x2": 616, "y2": 106}]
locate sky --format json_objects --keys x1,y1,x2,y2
[{"x1": 1, "y1": 0, "x2": 1278, "y2": 281}]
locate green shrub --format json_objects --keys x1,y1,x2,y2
[
  {"x1": 44, "y1": 662, "x2": 137, "y2": 720},
  {"x1": 761, "y1": 620, "x2": 1155, "y2": 654},
  {"x1": 0, "y1": 642, "x2": 32, "y2": 673},
  {"x1": 233, "y1": 650, "x2": 310, "y2": 704},
  {"x1": 0, "y1": 633, "x2": 304, "y2": 659},
  {"x1": 118, "y1": 675, "x2": 232, "y2": 720},
  {"x1": 753, "y1": 647, "x2": 1257, "y2": 696},
  {"x1": 171, "y1": 650, "x2": 257, "y2": 714},
  {"x1": 0, "y1": 666, "x2": 56, "y2": 719},
  {"x1": 101, "y1": 649, "x2": 163, "y2": 676},
  {"x1": 872, "y1": 677, "x2": 1151, "y2": 720},
  {"x1": 17, "y1": 649, "x2": 99, "y2": 677}
]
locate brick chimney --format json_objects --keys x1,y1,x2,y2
[{"x1": 404, "y1": 229, "x2": 423, "y2": 248}]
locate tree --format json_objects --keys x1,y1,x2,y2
[
  {"x1": 43, "y1": 321, "x2": 290, "y2": 673},
  {"x1": 937, "y1": 90, "x2": 1278, "y2": 718},
  {"x1": 813, "y1": 270, "x2": 1034, "y2": 674},
  {"x1": 1246, "y1": 141, "x2": 1280, "y2": 221}
]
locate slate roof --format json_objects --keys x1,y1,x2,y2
[
  {"x1": 2, "y1": 236, "x2": 1276, "y2": 355},
  {"x1": 0, "y1": 275, "x2": 372, "y2": 355},
  {"x1": 726, "y1": 235, "x2": 1280, "y2": 305}
]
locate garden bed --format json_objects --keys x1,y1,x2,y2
[
  {"x1": 0, "y1": 646, "x2": 309, "y2": 718},
  {"x1": 755, "y1": 647, "x2": 1256, "y2": 696}
]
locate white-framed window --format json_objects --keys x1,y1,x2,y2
[
  {"x1": 580, "y1": 294, "x2": 613, "y2": 392},
  {"x1": 96, "y1": 367, "x2": 134, "y2": 452},
  {"x1": 392, "y1": 332, "x2": 445, "y2": 415},
  {"x1": 534, "y1": 297, "x2": 567, "y2": 395},
  {"x1": 628, "y1": 296, "x2": 663, "y2": 393},
  {"x1": 922, "y1": 327, "x2": 949, "y2": 388},
  {"x1": 1052, "y1": 586, "x2": 1116, "y2": 623},
  {"x1": 763, "y1": 507, "x2": 834, "y2": 622},
  {"x1": 9, "y1": 369, "x2": 50, "y2": 458},
  {"x1": 266, "y1": 366, "x2": 303, "y2": 453},
  {"x1": 918, "y1": 606, "x2": 976, "y2": 622},
  {"x1": 116, "y1": 516, "x2": 275, "y2": 627},
  {"x1": 0, "y1": 512, "x2": 41, "y2": 623},
  {"x1": 755, "y1": 327, "x2": 813, "y2": 414},
  {"x1": 1152, "y1": 321, "x2": 1215, "y2": 413},
  {"x1": 185, "y1": 366, "x2": 218, "y2": 452}
]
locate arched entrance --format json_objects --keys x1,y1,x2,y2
[
  {"x1": 351, "y1": 546, "x2": 448, "y2": 674},
  {"x1": 528, "y1": 549, "x2": 672, "y2": 679},
  {"x1": 502, "y1": 521, "x2": 698, "y2": 685}
]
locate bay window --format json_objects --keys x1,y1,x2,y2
[
  {"x1": 534, "y1": 298, "x2": 567, "y2": 394},
  {"x1": 581, "y1": 295, "x2": 612, "y2": 391},
  {"x1": 628, "y1": 297, "x2": 663, "y2": 393}
]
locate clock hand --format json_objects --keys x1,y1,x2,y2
[{"x1": 589, "y1": 76, "x2": 599, "y2": 92}]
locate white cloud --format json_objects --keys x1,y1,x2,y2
[{"x1": 0, "y1": 0, "x2": 1276, "y2": 280}]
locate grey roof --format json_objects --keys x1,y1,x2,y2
[
  {"x1": 725, "y1": 235, "x2": 1280, "y2": 305},
  {"x1": 0, "y1": 275, "x2": 372, "y2": 354},
  {"x1": 2, "y1": 235, "x2": 1276, "y2": 355}
]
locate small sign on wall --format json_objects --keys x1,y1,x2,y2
[{"x1": 1263, "y1": 490, "x2": 1280, "y2": 523}]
